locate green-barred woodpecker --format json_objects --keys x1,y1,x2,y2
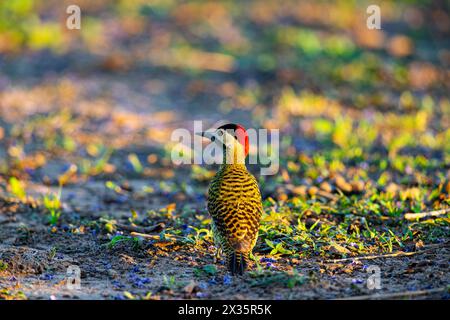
[{"x1": 197, "y1": 123, "x2": 262, "y2": 275}]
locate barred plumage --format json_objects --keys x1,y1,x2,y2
[{"x1": 199, "y1": 123, "x2": 262, "y2": 275}]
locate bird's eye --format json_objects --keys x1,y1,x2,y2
[{"x1": 211, "y1": 136, "x2": 216, "y2": 142}]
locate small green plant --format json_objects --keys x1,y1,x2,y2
[
  {"x1": 80, "y1": 148, "x2": 113, "y2": 175},
  {"x1": 0, "y1": 289, "x2": 27, "y2": 300},
  {"x1": 128, "y1": 153, "x2": 143, "y2": 173},
  {"x1": 99, "y1": 217, "x2": 117, "y2": 233},
  {"x1": 0, "y1": 260, "x2": 8, "y2": 271},
  {"x1": 107, "y1": 235, "x2": 142, "y2": 249},
  {"x1": 162, "y1": 275, "x2": 185, "y2": 290},
  {"x1": 189, "y1": 226, "x2": 213, "y2": 246},
  {"x1": 48, "y1": 247, "x2": 57, "y2": 260},
  {"x1": 43, "y1": 188, "x2": 62, "y2": 225},
  {"x1": 105, "y1": 180, "x2": 122, "y2": 193},
  {"x1": 194, "y1": 264, "x2": 217, "y2": 277},
  {"x1": 8, "y1": 177, "x2": 26, "y2": 199},
  {"x1": 265, "y1": 239, "x2": 293, "y2": 255},
  {"x1": 163, "y1": 275, "x2": 176, "y2": 289}
]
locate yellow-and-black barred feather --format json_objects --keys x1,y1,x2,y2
[{"x1": 208, "y1": 164, "x2": 262, "y2": 274}]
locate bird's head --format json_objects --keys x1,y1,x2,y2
[{"x1": 197, "y1": 123, "x2": 249, "y2": 164}]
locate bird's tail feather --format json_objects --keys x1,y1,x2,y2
[{"x1": 227, "y1": 251, "x2": 249, "y2": 275}]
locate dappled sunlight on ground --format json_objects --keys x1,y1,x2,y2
[{"x1": 0, "y1": 0, "x2": 449, "y2": 300}]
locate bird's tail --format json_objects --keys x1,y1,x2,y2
[{"x1": 227, "y1": 251, "x2": 250, "y2": 275}]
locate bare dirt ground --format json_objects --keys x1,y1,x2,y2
[{"x1": 0, "y1": 179, "x2": 448, "y2": 300}]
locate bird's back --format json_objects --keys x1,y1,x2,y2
[{"x1": 207, "y1": 164, "x2": 262, "y2": 273}]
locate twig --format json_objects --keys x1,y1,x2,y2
[
  {"x1": 130, "y1": 232, "x2": 159, "y2": 240},
  {"x1": 337, "y1": 287, "x2": 448, "y2": 300},
  {"x1": 404, "y1": 208, "x2": 450, "y2": 221},
  {"x1": 0, "y1": 217, "x2": 16, "y2": 225},
  {"x1": 324, "y1": 242, "x2": 449, "y2": 263},
  {"x1": 115, "y1": 222, "x2": 165, "y2": 234},
  {"x1": 316, "y1": 190, "x2": 339, "y2": 201},
  {"x1": 130, "y1": 232, "x2": 183, "y2": 241}
]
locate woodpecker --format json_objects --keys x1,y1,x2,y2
[{"x1": 197, "y1": 123, "x2": 262, "y2": 275}]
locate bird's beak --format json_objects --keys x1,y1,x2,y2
[{"x1": 196, "y1": 131, "x2": 215, "y2": 140}]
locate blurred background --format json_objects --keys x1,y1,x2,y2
[
  {"x1": 0, "y1": 0, "x2": 449, "y2": 201},
  {"x1": 0, "y1": 0, "x2": 449, "y2": 301}
]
